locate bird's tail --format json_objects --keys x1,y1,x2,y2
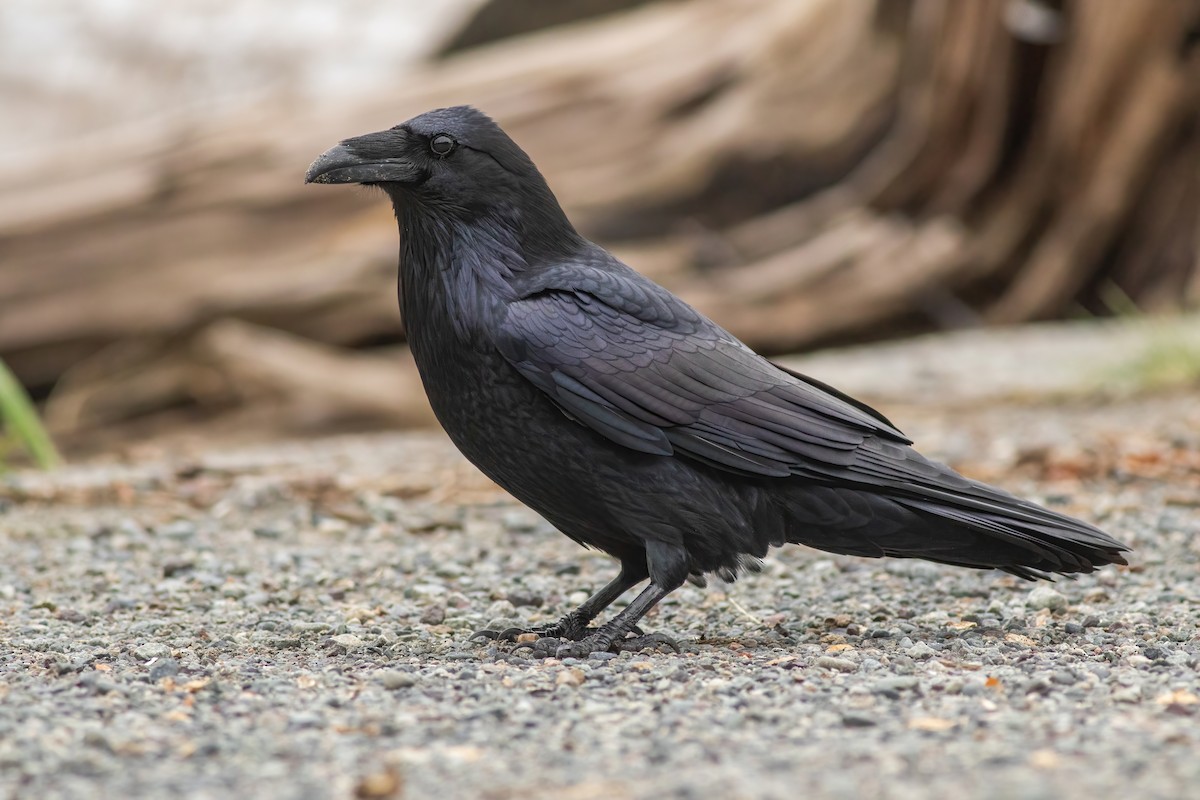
[
  {"x1": 890, "y1": 483, "x2": 1129, "y2": 580},
  {"x1": 774, "y1": 474, "x2": 1129, "y2": 581}
]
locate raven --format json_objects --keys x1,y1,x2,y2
[{"x1": 307, "y1": 106, "x2": 1129, "y2": 657}]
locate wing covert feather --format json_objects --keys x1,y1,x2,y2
[{"x1": 495, "y1": 262, "x2": 910, "y2": 479}]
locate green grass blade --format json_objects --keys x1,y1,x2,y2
[{"x1": 0, "y1": 358, "x2": 60, "y2": 469}]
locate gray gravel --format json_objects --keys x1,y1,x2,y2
[{"x1": 1, "y1": 390, "x2": 1198, "y2": 799}]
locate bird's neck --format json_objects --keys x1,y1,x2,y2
[
  {"x1": 393, "y1": 199, "x2": 584, "y2": 344},
  {"x1": 395, "y1": 204, "x2": 523, "y2": 346}
]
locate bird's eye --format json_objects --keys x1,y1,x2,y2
[{"x1": 430, "y1": 134, "x2": 456, "y2": 157}]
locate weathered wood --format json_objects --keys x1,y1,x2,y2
[
  {"x1": 0, "y1": 0, "x2": 898, "y2": 392},
  {"x1": 2, "y1": 0, "x2": 1197, "y2": 446}
]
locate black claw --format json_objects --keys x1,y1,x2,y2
[
  {"x1": 618, "y1": 632, "x2": 681, "y2": 653},
  {"x1": 555, "y1": 638, "x2": 610, "y2": 659},
  {"x1": 471, "y1": 624, "x2": 563, "y2": 646},
  {"x1": 553, "y1": 630, "x2": 681, "y2": 659},
  {"x1": 498, "y1": 626, "x2": 534, "y2": 641},
  {"x1": 469, "y1": 629, "x2": 503, "y2": 641}
]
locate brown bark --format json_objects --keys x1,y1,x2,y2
[{"x1": 1, "y1": 0, "x2": 1196, "y2": 446}]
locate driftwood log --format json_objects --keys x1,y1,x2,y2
[{"x1": 1, "y1": 0, "x2": 1197, "y2": 448}]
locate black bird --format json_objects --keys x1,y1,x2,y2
[{"x1": 306, "y1": 106, "x2": 1129, "y2": 657}]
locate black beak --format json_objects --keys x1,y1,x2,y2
[{"x1": 305, "y1": 132, "x2": 423, "y2": 185}]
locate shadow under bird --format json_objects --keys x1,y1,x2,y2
[{"x1": 306, "y1": 106, "x2": 1129, "y2": 658}]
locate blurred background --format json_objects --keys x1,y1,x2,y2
[{"x1": 1, "y1": 0, "x2": 1198, "y2": 460}]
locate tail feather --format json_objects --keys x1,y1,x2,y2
[
  {"x1": 892, "y1": 480, "x2": 1128, "y2": 579},
  {"x1": 772, "y1": 476, "x2": 1128, "y2": 582},
  {"x1": 778, "y1": 438, "x2": 1130, "y2": 579}
]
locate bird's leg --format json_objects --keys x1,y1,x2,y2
[
  {"x1": 552, "y1": 582, "x2": 673, "y2": 658},
  {"x1": 471, "y1": 561, "x2": 647, "y2": 643},
  {"x1": 555, "y1": 540, "x2": 688, "y2": 658}
]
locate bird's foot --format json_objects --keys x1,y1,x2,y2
[
  {"x1": 471, "y1": 616, "x2": 589, "y2": 644},
  {"x1": 472, "y1": 615, "x2": 646, "y2": 645},
  {"x1": 554, "y1": 630, "x2": 680, "y2": 659}
]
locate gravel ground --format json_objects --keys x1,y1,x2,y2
[{"x1": 2, "y1": 383, "x2": 1198, "y2": 799}]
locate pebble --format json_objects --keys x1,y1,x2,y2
[
  {"x1": 149, "y1": 658, "x2": 180, "y2": 680},
  {"x1": 1027, "y1": 587, "x2": 1069, "y2": 612},
  {"x1": 874, "y1": 676, "x2": 920, "y2": 694},
  {"x1": 134, "y1": 643, "x2": 171, "y2": 660},
  {"x1": 331, "y1": 634, "x2": 364, "y2": 652},
  {"x1": 158, "y1": 521, "x2": 196, "y2": 541},
  {"x1": 906, "y1": 642, "x2": 936, "y2": 660},
  {"x1": 409, "y1": 583, "x2": 447, "y2": 599},
  {"x1": 816, "y1": 656, "x2": 858, "y2": 673},
  {"x1": 420, "y1": 604, "x2": 447, "y2": 625},
  {"x1": 378, "y1": 671, "x2": 418, "y2": 690},
  {"x1": 556, "y1": 668, "x2": 586, "y2": 688},
  {"x1": 1, "y1": 397, "x2": 1196, "y2": 800},
  {"x1": 841, "y1": 712, "x2": 877, "y2": 728}
]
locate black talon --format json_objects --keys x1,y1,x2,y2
[
  {"x1": 554, "y1": 629, "x2": 682, "y2": 659},
  {"x1": 469, "y1": 629, "x2": 503, "y2": 641},
  {"x1": 617, "y1": 632, "x2": 680, "y2": 653}
]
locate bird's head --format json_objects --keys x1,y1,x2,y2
[{"x1": 306, "y1": 106, "x2": 571, "y2": 231}]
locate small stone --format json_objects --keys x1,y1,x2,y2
[
  {"x1": 1064, "y1": 621, "x2": 1083, "y2": 634},
  {"x1": 434, "y1": 563, "x2": 466, "y2": 579},
  {"x1": 501, "y1": 509, "x2": 542, "y2": 532},
  {"x1": 149, "y1": 658, "x2": 180, "y2": 680},
  {"x1": 816, "y1": 656, "x2": 858, "y2": 673},
  {"x1": 556, "y1": 668, "x2": 586, "y2": 688},
  {"x1": 159, "y1": 521, "x2": 196, "y2": 541},
  {"x1": 1029, "y1": 749, "x2": 1061, "y2": 770},
  {"x1": 1050, "y1": 670, "x2": 1077, "y2": 686},
  {"x1": 841, "y1": 712, "x2": 877, "y2": 727},
  {"x1": 419, "y1": 604, "x2": 446, "y2": 625},
  {"x1": 908, "y1": 716, "x2": 957, "y2": 732},
  {"x1": 135, "y1": 642, "x2": 171, "y2": 660},
  {"x1": 409, "y1": 583, "x2": 447, "y2": 600},
  {"x1": 331, "y1": 633, "x2": 364, "y2": 652},
  {"x1": 485, "y1": 599, "x2": 517, "y2": 618},
  {"x1": 1112, "y1": 686, "x2": 1142, "y2": 703},
  {"x1": 355, "y1": 767, "x2": 403, "y2": 798},
  {"x1": 162, "y1": 559, "x2": 195, "y2": 578},
  {"x1": 378, "y1": 670, "x2": 417, "y2": 690},
  {"x1": 906, "y1": 642, "x2": 936, "y2": 660},
  {"x1": 288, "y1": 712, "x2": 326, "y2": 729},
  {"x1": 1027, "y1": 587, "x2": 1068, "y2": 612},
  {"x1": 873, "y1": 676, "x2": 919, "y2": 694},
  {"x1": 506, "y1": 592, "x2": 544, "y2": 608}
]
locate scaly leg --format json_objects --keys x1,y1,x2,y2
[
  {"x1": 472, "y1": 560, "x2": 647, "y2": 642},
  {"x1": 553, "y1": 581, "x2": 679, "y2": 658},
  {"x1": 554, "y1": 540, "x2": 690, "y2": 657}
]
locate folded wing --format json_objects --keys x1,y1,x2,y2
[{"x1": 496, "y1": 262, "x2": 909, "y2": 479}]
